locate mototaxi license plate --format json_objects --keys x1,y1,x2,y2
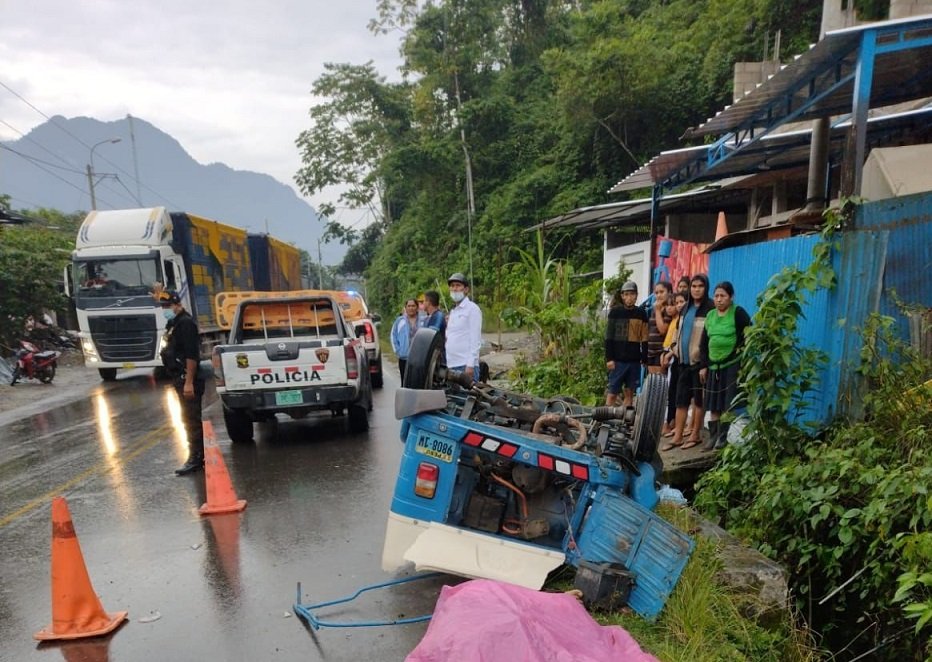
[
  {"x1": 275, "y1": 390, "x2": 303, "y2": 406},
  {"x1": 415, "y1": 432, "x2": 454, "y2": 463}
]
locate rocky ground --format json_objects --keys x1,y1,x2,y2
[{"x1": 480, "y1": 330, "x2": 540, "y2": 380}]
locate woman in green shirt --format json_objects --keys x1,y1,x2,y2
[{"x1": 699, "y1": 281, "x2": 751, "y2": 451}]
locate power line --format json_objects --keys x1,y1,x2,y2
[
  {"x1": 0, "y1": 144, "x2": 85, "y2": 175},
  {"x1": 0, "y1": 117, "x2": 80, "y2": 171},
  {"x1": 1, "y1": 142, "x2": 119, "y2": 208},
  {"x1": 1, "y1": 142, "x2": 136, "y2": 209},
  {"x1": 0, "y1": 78, "x2": 184, "y2": 210}
]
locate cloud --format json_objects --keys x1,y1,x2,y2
[{"x1": 0, "y1": 0, "x2": 403, "y2": 218}]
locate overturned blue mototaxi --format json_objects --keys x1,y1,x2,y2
[{"x1": 382, "y1": 329, "x2": 694, "y2": 620}]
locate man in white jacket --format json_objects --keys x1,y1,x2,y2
[{"x1": 444, "y1": 272, "x2": 482, "y2": 382}]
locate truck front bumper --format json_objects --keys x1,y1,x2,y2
[{"x1": 221, "y1": 385, "x2": 358, "y2": 411}]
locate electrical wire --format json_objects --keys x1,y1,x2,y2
[
  {"x1": 0, "y1": 144, "x2": 85, "y2": 175},
  {"x1": 0, "y1": 78, "x2": 183, "y2": 209},
  {"x1": 0, "y1": 117, "x2": 80, "y2": 170},
  {"x1": 0, "y1": 143, "x2": 118, "y2": 208}
]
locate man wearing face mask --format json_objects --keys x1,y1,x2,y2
[
  {"x1": 158, "y1": 289, "x2": 206, "y2": 475},
  {"x1": 445, "y1": 272, "x2": 482, "y2": 382}
]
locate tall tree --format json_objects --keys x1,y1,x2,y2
[{"x1": 294, "y1": 62, "x2": 412, "y2": 246}]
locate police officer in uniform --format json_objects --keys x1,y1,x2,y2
[{"x1": 159, "y1": 291, "x2": 206, "y2": 475}]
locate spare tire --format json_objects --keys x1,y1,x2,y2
[
  {"x1": 631, "y1": 373, "x2": 667, "y2": 462},
  {"x1": 403, "y1": 328, "x2": 446, "y2": 390}
]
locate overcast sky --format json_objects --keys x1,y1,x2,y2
[{"x1": 0, "y1": 0, "x2": 404, "y2": 223}]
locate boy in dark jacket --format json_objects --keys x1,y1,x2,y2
[{"x1": 605, "y1": 281, "x2": 648, "y2": 406}]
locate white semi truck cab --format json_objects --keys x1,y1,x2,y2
[{"x1": 66, "y1": 207, "x2": 190, "y2": 381}]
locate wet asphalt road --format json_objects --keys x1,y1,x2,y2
[{"x1": 0, "y1": 369, "x2": 447, "y2": 661}]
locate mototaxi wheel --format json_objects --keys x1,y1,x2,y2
[
  {"x1": 631, "y1": 373, "x2": 667, "y2": 463},
  {"x1": 403, "y1": 328, "x2": 446, "y2": 390}
]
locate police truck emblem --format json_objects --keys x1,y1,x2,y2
[
  {"x1": 315, "y1": 348, "x2": 330, "y2": 363},
  {"x1": 236, "y1": 353, "x2": 248, "y2": 368}
]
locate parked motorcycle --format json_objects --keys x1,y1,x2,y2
[{"x1": 10, "y1": 340, "x2": 60, "y2": 385}]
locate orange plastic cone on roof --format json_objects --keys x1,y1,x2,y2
[
  {"x1": 34, "y1": 497, "x2": 128, "y2": 641},
  {"x1": 199, "y1": 421, "x2": 247, "y2": 516},
  {"x1": 715, "y1": 211, "x2": 728, "y2": 242}
]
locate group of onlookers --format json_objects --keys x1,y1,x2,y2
[
  {"x1": 391, "y1": 273, "x2": 483, "y2": 383},
  {"x1": 605, "y1": 274, "x2": 750, "y2": 452}
]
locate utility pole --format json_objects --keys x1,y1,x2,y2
[
  {"x1": 85, "y1": 165, "x2": 97, "y2": 211},
  {"x1": 87, "y1": 138, "x2": 121, "y2": 210},
  {"x1": 317, "y1": 237, "x2": 324, "y2": 289}
]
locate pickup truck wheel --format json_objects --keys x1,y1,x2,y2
[
  {"x1": 223, "y1": 406, "x2": 254, "y2": 443},
  {"x1": 403, "y1": 329, "x2": 446, "y2": 390},
  {"x1": 98, "y1": 368, "x2": 118, "y2": 382},
  {"x1": 632, "y1": 373, "x2": 667, "y2": 463},
  {"x1": 347, "y1": 403, "x2": 369, "y2": 432},
  {"x1": 371, "y1": 357, "x2": 384, "y2": 389}
]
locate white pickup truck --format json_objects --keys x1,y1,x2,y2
[{"x1": 211, "y1": 291, "x2": 373, "y2": 442}]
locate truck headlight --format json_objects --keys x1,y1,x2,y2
[{"x1": 82, "y1": 338, "x2": 99, "y2": 361}]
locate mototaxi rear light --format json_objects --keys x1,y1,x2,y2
[{"x1": 414, "y1": 462, "x2": 439, "y2": 499}]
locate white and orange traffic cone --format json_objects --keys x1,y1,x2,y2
[
  {"x1": 199, "y1": 421, "x2": 247, "y2": 516},
  {"x1": 715, "y1": 211, "x2": 729, "y2": 242},
  {"x1": 34, "y1": 497, "x2": 128, "y2": 641}
]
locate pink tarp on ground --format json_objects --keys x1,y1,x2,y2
[{"x1": 407, "y1": 579, "x2": 659, "y2": 662}]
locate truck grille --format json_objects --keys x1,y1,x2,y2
[{"x1": 89, "y1": 315, "x2": 158, "y2": 362}]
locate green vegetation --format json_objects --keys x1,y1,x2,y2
[
  {"x1": 296, "y1": 0, "x2": 822, "y2": 317},
  {"x1": 0, "y1": 195, "x2": 80, "y2": 349},
  {"x1": 504, "y1": 232, "x2": 631, "y2": 404},
  {"x1": 694, "y1": 217, "x2": 932, "y2": 660}
]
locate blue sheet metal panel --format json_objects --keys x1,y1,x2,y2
[
  {"x1": 855, "y1": 193, "x2": 932, "y2": 338},
  {"x1": 708, "y1": 234, "x2": 835, "y2": 423},
  {"x1": 575, "y1": 486, "x2": 693, "y2": 620},
  {"x1": 833, "y1": 231, "x2": 887, "y2": 419}
]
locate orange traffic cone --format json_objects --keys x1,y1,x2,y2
[
  {"x1": 34, "y1": 497, "x2": 128, "y2": 641},
  {"x1": 199, "y1": 421, "x2": 247, "y2": 516},
  {"x1": 715, "y1": 211, "x2": 729, "y2": 242}
]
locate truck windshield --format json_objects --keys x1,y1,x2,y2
[{"x1": 73, "y1": 257, "x2": 160, "y2": 310}]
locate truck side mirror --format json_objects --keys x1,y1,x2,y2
[
  {"x1": 370, "y1": 312, "x2": 381, "y2": 324},
  {"x1": 62, "y1": 266, "x2": 73, "y2": 297}
]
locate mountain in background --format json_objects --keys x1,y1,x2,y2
[{"x1": 0, "y1": 115, "x2": 345, "y2": 264}]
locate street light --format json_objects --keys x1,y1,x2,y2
[{"x1": 86, "y1": 138, "x2": 122, "y2": 210}]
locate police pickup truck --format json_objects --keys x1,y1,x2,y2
[{"x1": 211, "y1": 291, "x2": 372, "y2": 442}]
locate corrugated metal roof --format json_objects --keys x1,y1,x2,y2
[
  {"x1": 686, "y1": 14, "x2": 932, "y2": 138},
  {"x1": 532, "y1": 176, "x2": 753, "y2": 231},
  {"x1": 610, "y1": 104, "x2": 932, "y2": 193}
]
